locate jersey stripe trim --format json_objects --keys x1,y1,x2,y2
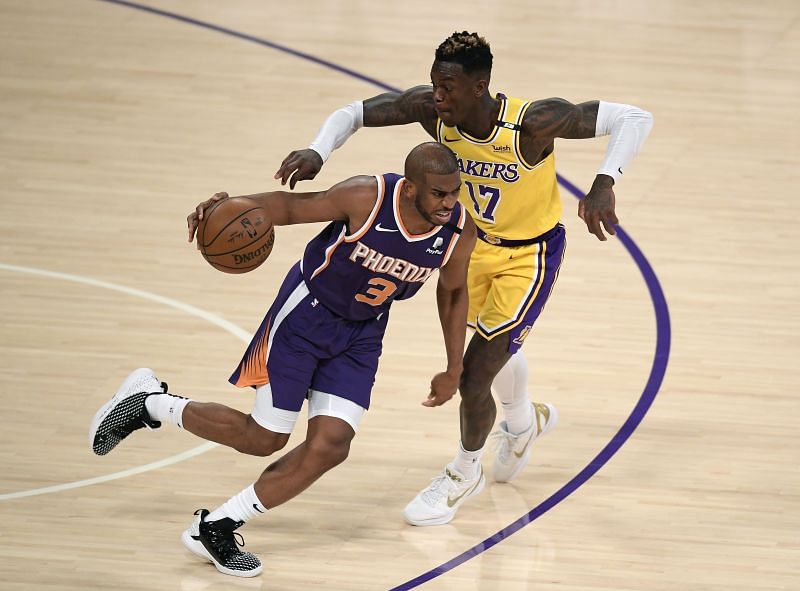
[
  {"x1": 345, "y1": 175, "x2": 385, "y2": 242},
  {"x1": 476, "y1": 241, "x2": 547, "y2": 338},
  {"x1": 454, "y1": 96, "x2": 508, "y2": 144},
  {"x1": 233, "y1": 317, "x2": 272, "y2": 387},
  {"x1": 309, "y1": 226, "x2": 346, "y2": 280},
  {"x1": 441, "y1": 204, "x2": 466, "y2": 266},
  {"x1": 513, "y1": 101, "x2": 535, "y2": 170},
  {"x1": 513, "y1": 101, "x2": 549, "y2": 172}
]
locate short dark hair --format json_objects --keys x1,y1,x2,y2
[
  {"x1": 405, "y1": 142, "x2": 459, "y2": 182},
  {"x1": 435, "y1": 31, "x2": 493, "y2": 77}
]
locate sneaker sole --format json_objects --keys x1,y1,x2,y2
[
  {"x1": 493, "y1": 402, "x2": 558, "y2": 483},
  {"x1": 403, "y1": 475, "x2": 486, "y2": 527},
  {"x1": 88, "y1": 367, "x2": 159, "y2": 455},
  {"x1": 180, "y1": 529, "x2": 263, "y2": 577}
]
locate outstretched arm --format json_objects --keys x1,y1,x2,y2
[
  {"x1": 424, "y1": 216, "x2": 477, "y2": 408},
  {"x1": 187, "y1": 176, "x2": 378, "y2": 242},
  {"x1": 522, "y1": 98, "x2": 653, "y2": 240},
  {"x1": 274, "y1": 85, "x2": 437, "y2": 189}
]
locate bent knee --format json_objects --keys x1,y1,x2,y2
[
  {"x1": 235, "y1": 416, "x2": 290, "y2": 456},
  {"x1": 307, "y1": 436, "x2": 352, "y2": 468}
]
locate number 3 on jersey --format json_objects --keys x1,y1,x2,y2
[
  {"x1": 465, "y1": 181, "x2": 502, "y2": 222},
  {"x1": 355, "y1": 277, "x2": 397, "y2": 306}
]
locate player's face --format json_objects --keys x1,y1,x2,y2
[
  {"x1": 430, "y1": 61, "x2": 486, "y2": 126},
  {"x1": 413, "y1": 171, "x2": 462, "y2": 226}
]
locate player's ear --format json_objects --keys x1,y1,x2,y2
[
  {"x1": 402, "y1": 178, "x2": 418, "y2": 200},
  {"x1": 473, "y1": 75, "x2": 489, "y2": 97}
]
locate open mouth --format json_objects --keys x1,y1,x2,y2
[{"x1": 435, "y1": 210, "x2": 453, "y2": 222}]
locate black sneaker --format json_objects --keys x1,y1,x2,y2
[
  {"x1": 181, "y1": 509, "x2": 262, "y2": 577},
  {"x1": 89, "y1": 368, "x2": 166, "y2": 455}
]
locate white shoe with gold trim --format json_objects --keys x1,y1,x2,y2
[
  {"x1": 403, "y1": 463, "x2": 485, "y2": 526},
  {"x1": 491, "y1": 402, "x2": 558, "y2": 483}
]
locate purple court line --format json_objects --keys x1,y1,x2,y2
[{"x1": 95, "y1": 2, "x2": 672, "y2": 589}]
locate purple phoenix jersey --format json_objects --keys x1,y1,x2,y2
[{"x1": 302, "y1": 173, "x2": 466, "y2": 321}]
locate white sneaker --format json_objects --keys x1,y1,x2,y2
[
  {"x1": 403, "y1": 463, "x2": 485, "y2": 526},
  {"x1": 491, "y1": 402, "x2": 558, "y2": 483},
  {"x1": 89, "y1": 368, "x2": 165, "y2": 455}
]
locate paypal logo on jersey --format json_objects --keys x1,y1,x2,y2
[
  {"x1": 426, "y1": 236, "x2": 445, "y2": 255},
  {"x1": 456, "y1": 157, "x2": 519, "y2": 182}
]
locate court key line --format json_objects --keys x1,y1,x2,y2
[
  {"x1": 98, "y1": 4, "x2": 671, "y2": 589},
  {"x1": 0, "y1": 262, "x2": 252, "y2": 501}
]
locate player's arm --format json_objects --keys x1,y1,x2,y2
[
  {"x1": 423, "y1": 216, "x2": 477, "y2": 408},
  {"x1": 187, "y1": 176, "x2": 377, "y2": 242},
  {"x1": 522, "y1": 98, "x2": 653, "y2": 241},
  {"x1": 274, "y1": 85, "x2": 437, "y2": 189}
]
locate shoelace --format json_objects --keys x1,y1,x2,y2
[
  {"x1": 488, "y1": 428, "x2": 518, "y2": 462},
  {"x1": 208, "y1": 527, "x2": 246, "y2": 560},
  {"x1": 420, "y1": 472, "x2": 458, "y2": 504}
]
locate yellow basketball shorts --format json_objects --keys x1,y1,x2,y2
[{"x1": 467, "y1": 224, "x2": 566, "y2": 353}]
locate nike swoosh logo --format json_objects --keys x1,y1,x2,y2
[
  {"x1": 617, "y1": 167, "x2": 624, "y2": 175},
  {"x1": 253, "y1": 503, "x2": 264, "y2": 513},
  {"x1": 446, "y1": 470, "x2": 483, "y2": 507},
  {"x1": 375, "y1": 223, "x2": 398, "y2": 232},
  {"x1": 513, "y1": 405, "x2": 548, "y2": 458},
  {"x1": 443, "y1": 136, "x2": 460, "y2": 143}
]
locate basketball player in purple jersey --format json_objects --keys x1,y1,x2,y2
[
  {"x1": 88, "y1": 142, "x2": 476, "y2": 578},
  {"x1": 274, "y1": 31, "x2": 653, "y2": 526}
]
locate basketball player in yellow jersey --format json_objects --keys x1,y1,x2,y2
[{"x1": 275, "y1": 31, "x2": 653, "y2": 525}]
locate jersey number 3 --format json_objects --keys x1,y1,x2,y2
[
  {"x1": 465, "y1": 181, "x2": 502, "y2": 222},
  {"x1": 355, "y1": 277, "x2": 397, "y2": 306}
]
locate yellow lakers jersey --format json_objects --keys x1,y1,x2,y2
[{"x1": 436, "y1": 94, "x2": 562, "y2": 240}]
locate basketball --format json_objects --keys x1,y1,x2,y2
[{"x1": 197, "y1": 197, "x2": 274, "y2": 274}]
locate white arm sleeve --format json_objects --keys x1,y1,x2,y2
[
  {"x1": 308, "y1": 101, "x2": 364, "y2": 163},
  {"x1": 595, "y1": 101, "x2": 653, "y2": 182}
]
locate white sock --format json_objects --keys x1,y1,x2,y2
[
  {"x1": 144, "y1": 393, "x2": 191, "y2": 429},
  {"x1": 452, "y1": 442, "x2": 483, "y2": 480},
  {"x1": 493, "y1": 351, "x2": 533, "y2": 435},
  {"x1": 207, "y1": 484, "x2": 267, "y2": 523}
]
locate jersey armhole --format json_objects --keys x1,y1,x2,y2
[
  {"x1": 513, "y1": 101, "x2": 541, "y2": 170},
  {"x1": 345, "y1": 175, "x2": 385, "y2": 242},
  {"x1": 441, "y1": 204, "x2": 467, "y2": 266}
]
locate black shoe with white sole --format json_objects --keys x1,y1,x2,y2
[{"x1": 181, "y1": 509, "x2": 262, "y2": 577}]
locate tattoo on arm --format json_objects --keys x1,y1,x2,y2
[
  {"x1": 363, "y1": 85, "x2": 438, "y2": 138},
  {"x1": 524, "y1": 98, "x2": 599, "y2": 141}
]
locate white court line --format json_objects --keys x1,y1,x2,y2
[
  {"x1": 0, "y1": 443, "x2": 219, "y2": 501},
  {"x1": 0, "y1": 262, "x2": 251, "y2": 501}
]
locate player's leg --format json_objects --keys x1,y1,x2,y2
[
  {"x1": 180, "y1": 379, "x2": 318, "y2": 578},
  {"x1": 402, "y1": 242, "x2": 496, "y2": 526},
  {"x1": 89, "y1": 264, "x2": 308, "y2": 458},
  {"x1": 252, "y1": 400, "x2": 362, "y2": 507},
  {"x1": 488, "y1": 226, "x2": 565, "y2": 482},
  {"x1": 404, "y1": 229, "x2": 565, "y2": 524},
  {"x1": 183, "y1": 279, "x2": 376, "y2": 577},
  {"x1": 88, "y1": 368, "x2": 291, "y2": 457},
  {"x1": 403, "y1": 331, "x2": 508, "y2": 526},
  {"x1": 180, "y1": 398, "x2": 290, "y2": 456},
  {"x1": 181, "y1": 412, "x2": 359, "y2": 578}
]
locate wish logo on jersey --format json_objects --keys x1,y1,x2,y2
[{"x1": 456, "y1": 158, "x2": 519, "y2": 182}]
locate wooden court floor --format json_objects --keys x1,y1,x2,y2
[{"x1": 0, "y1": 1, "x2": 797, "y2": 589}]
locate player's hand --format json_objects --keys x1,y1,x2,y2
[
  {"x1": 578, "y1": 175, "x2": 618, "y2": 241},
  {"x1": 187, "y1": 192, "x2": 229, "y2": 243},
  {"x1": 274, "y1": 149, "x2": 323, "y2": 190},
  {"x1": 423, "y1": 370, "x2": 460, "y2": 407}
]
